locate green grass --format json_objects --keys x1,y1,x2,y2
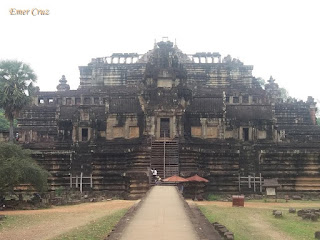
[
  {"x1": 267, "y1": 210, "x2": 319, "y2": 240},
  {"x1": 200, "y1": 204, "x2": 320, "y2": 240},
  {"x1": 0, "y1": 214, "x2": 43, "y2": 231},
  {"x1": 246, "y1": 198, "x2": 320, "y2": 204},
  {"x1": 52, "y1": 208, "x2": 127, "y2": 240},
  {"x1": 200, "y1": 206, "x2": 261, "y2": 240}
]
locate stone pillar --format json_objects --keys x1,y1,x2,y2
[
  {"x1": 309, "y1": 104, "x2": 317, "y2": 125},
  {"x1": 171, "y1": 116, "x2": 176, "y2": 138},
  {"x1": 125, "y1": 119, "x2": 130, "y2": 139},
  {"x1": 150, "y1": 116, "x2": 156, "y2": 137},
  {"x1": 249, "y1": 127, "x2": 253, "y2": 141},
  {"x1": 88, "y1": 127, "x2": 92, "y2": 141},
  {"x1": 156, "y1": 117, "x2": 161, "y2": 139},
  {"x1": 72, "y1": 126, "x2": 77, "y2": 142},
  {"x1": 200, "y1": 118, "x2": 207, "y2": 139}
]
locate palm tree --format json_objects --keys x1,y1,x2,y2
[{"x1": 0, "y1": 60, "x2": 37, "y2": 142}]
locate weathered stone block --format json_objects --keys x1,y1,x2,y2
[
  {"x1": 129, "y1": 126, "x2": 139, "y2": 138},
  {"x1": 207, "y1": 126, "x2": 218, "y2": 138},
  {"x1": 292, "y1": 195, "x2": 302, "y2": 200},
  {"x1": 311, "y1": 214, "x2": 319, "y2": 222},
  {"x1": 274, "y1": 211, "x2": 282, "y2": 218},
  {"x1": 217, "y1": 227, "x2": 228, "y2": 235},
  {"x1": 224, "y1": 231, "x2": 234, "y2": 240},
  {"x1": 289, "y1": 208, "x2": 296, "y2": 213},
  {"x1": 297, "y1": 210, "x2": 305, "y2": 216},
  {"x1": 191, "y1": 126, "x2": 201, "y2": 137}
]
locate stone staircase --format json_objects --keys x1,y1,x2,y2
[{"x1": 151, "y1": 139, "x2": 179, "y2": 179}]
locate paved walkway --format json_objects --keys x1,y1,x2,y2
[{"x1": 119, "y1": 186, "x2": 200, "y2": 240}]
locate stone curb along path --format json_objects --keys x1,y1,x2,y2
[{"x1": 106, "y1": 186, "x2": 222, "y2": 240}]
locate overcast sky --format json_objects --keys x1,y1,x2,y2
[{"x1": 1, "y1": 0, "x2": 319, "y2": 102}]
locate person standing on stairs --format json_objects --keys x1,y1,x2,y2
[{"x1": 152, "y1": 168, "x2": 157, "y2": 182}]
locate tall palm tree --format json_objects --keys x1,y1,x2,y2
[{"x1": 0, "y1": 60, "x2": 37, "y2": 142}]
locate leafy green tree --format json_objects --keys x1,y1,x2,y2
[
  {"x1": 256, "y1": 77, "x2": 266, "y2": 88},
  {"x1": 0, "y1": 109, "x2": 10, "y2": 131},
  {"x1": 279, "y1": 87, "x2": 289, "y2": 100},
  {"x1": 0, "y1": 108, "x2": 17, "y2": 131},
  {"x1": 0, "y1": 60, "x2": 37, "y2": 141},
  {"x1": 0, "y1": 143, "x2": 50, "y2": 194}
]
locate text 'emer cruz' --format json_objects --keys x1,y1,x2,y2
[{"x1": 9, "y1": 8, "x2": 50, "y2": 16}]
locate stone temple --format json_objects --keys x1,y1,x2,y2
[{"x1": 16, "y1": 39, "x2": 320, "y2": 199}]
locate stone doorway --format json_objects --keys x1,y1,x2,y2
[
  {"x1": 243, "y1": 127, "x2": 249, "y2": 141},
  {"x1": 160, "y1": 118, "x2": 170, "y2": 138}
]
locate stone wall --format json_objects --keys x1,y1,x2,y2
[{"x1": 15, "y1": 40, "x2": 320, "y2": 198}]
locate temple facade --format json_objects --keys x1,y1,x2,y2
[{"x1": 17, "y1": 40, "x2": 320, "y2": 198}]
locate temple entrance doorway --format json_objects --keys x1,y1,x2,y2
[
  {"x1": 242, "y1": 128, "x2": 249, "y2": 141},
  {"x1": 160, "y1": 118, "x2": 170, "y2": 138}
]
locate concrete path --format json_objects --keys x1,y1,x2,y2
[{"x1": 119, "y1": 186, "x2": 200, "y2": 240}]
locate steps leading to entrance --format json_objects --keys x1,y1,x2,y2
[{"x1": 151, "y1": 139, "x2": 179, "y2": 179}]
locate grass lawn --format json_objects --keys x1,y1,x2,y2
[
  {"x1": 199, "y1": 201, "x2": 320, "y2": 240},
  {"x1": 53, "y1": 208, "x2": 127, "y2": 240},
  {"x1": 0, "y1": 213, "x2": 54, "y2": 231},
  {"x1": 0, "y1": 200, "x2": 134, "y2": 240}
]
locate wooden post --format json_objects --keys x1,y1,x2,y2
[
  {"x1": 70, "y1": 173, "x2": 72, "y2": 188},
  {"x1": 253, "y1": 173, "x2": 256, "y2": 192},
  {"x1": 248, "y1": 175, "x2": 251, "y2": 188},
  {"x1": 163, "y1": 131, "x2": 166, "y2": 179},
  {"x1": 76, "y1": 175, "x2": 78, "y2": 188},
  {"x1": 259, "y1": 173, "x2": 262, "y2": 192},
  {"x1": 80, "y1": 172, "x2": 83, "y2": 193},
  {"x1": 238, "y1": 174, "x2": 241, "y2": 192},
  {"x1": 90, "y1": 174, "x2": 93, "y2": 188}
]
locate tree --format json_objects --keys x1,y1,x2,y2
[
  {"x1": 256, "y1": 77, "x2": 266, "y2": 88},
  {"x1": 0, "y1": 108, "x2": 10, "y2": 131},
  {"x1": 0, "y1": 143, "x2": 50, "y2": 194},
  {"x1": 0, "y1": 60, "x2": 37, "y2": 141},
  {"x1": 279, "y1": 87, "x2": 289, "y2": 100},
  {"x1": 0, "y1": 108, "x2": 17, "y2": 131}
]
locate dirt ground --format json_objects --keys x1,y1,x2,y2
[
  {"x1": 0, "y1": 200, "x2": 136, "y2": 240},
  {"x1": 1, "y1": 200, "x2": 319, "y2": 240}
]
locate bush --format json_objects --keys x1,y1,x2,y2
[
  {"x1": 207, "y1": 194, "x2": 220, "y2": 201},
  {"x1": 0, "y1": 143, "x2": 50, "y2": 194}
]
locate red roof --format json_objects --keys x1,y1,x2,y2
[
  {"x1": 163, "y1": 175, "x2": 189, "y2": 182},
  {"x1": 186, "y1": 174, "x2": 209, "y2": 182}
]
